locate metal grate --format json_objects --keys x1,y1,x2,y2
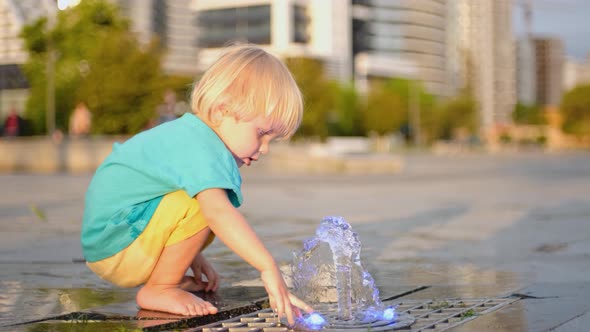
[
  {"x1": 394, "y1": 297, "x2": 518, "y2": 331},
  {"x1": 190, "y1": 297, "x2": 518, "y2": 332}
]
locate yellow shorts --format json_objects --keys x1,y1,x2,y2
[{"x1": 87, "y1": 190, "x2": 215, "y2": 287}]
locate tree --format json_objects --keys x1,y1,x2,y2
[
  {"x1": 20, "y1": 0, "x2": 167, "y2": 134},
  {"x1": 432, "y1": 94, "x2": 478, "y2": 141},
  {"x1": 560, "y1": 84, "x2": 590, "y2": 138},
  {"x1": 285, "y1": 57, "x2": 335, "y2": 140},
  {"x1": 75, "y1": 33, "x2": 163, "y2": 134},
  {"x1": 329, "y1": 83, "x2": 363, "y2": 136},
  {"x1": 512, "y1": 103, "x2": 546, "y2": 125},
  {"x1": 363, "y1": 81, "x2": 405, "y2": 136},
  {"x1": 362, "y1": 78, "x2": 436, "y2": 143}
]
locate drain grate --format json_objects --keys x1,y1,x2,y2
[
  {"x1": 394, "y1": 297, "x2": 518, "y2": 331},
  {"x1": 190, "y1": 297, "x2": 518, "y2": 332}
]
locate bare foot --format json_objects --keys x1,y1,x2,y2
[
  {"x1": 137, "y1": 285, "x2": 218, "y2": 316},
  {"x1": 179, "y1": 276, "x2": 210, "y2": 292}
]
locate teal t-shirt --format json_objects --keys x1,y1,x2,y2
[{"x1": 81, "y1": 113, "x2": 242, "y2": 262}]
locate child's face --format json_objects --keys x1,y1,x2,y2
[{"x1": 215, "y1": 113, "x2": 278, "y2": 167}]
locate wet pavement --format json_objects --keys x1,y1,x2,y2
[{"x1": 1, "y1": 152, "x2": 590, "y2": 331}]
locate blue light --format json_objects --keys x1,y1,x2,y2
[
  {"x1": 303, "y1": 312, "x2": 327, "y2": 329},
  {"x1": 383, "y1": 307, "x2": 396, "y2": 321}
]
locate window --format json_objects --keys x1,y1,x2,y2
[{"x1": 198, "y1": 5, "x2": 271, "y2": 48}]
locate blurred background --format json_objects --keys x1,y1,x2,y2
[
  {"x1": 1, "y1": 0, "x2": 590, "y2": 170},
  {"x1": 2, "y1": 2, "x2": 590, "y2": 327}
]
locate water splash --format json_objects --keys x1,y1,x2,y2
[{"x1": 292, "y1": 216, "x2": 385, "y2": 322}]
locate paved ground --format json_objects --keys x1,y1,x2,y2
[{"x1": 1, "y1": 151, "x2": 590, "y2": 330}]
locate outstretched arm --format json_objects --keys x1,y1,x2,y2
[{"x1": 196, "y1": 188, "x2": 312, "y2": 325}]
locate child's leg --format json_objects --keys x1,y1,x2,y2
[
  {"x1": 136, "y1": 227, "x2": 218, "y2": 316},
  {"x1": 86, "y1": 190, "x2": 217, "y2": 315}
]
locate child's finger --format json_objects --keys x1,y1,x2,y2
[
  {"x1": 204, "y1": 273, "x2": 214, "y2": 291},
  {"x1": 289, "y1": 293, "x2": 313, "y2": 313},
  {"x1": 283, "y1": 300, "x2": 296, "y2": 326},
  {"x1": 207, "y1": 276, "x2": 218, "y2": 292},
  {"x1": 275, "y1": 297, "x2": 286, "y2": 323},
  {"x1": 291, "y1": 305, "x2": 302, "y2": 318},
  {"x1": 211, "y1": 273, "x2": 221, "y2": 291},
  {"x1": 268, "y1": 296, "x2": 277, "y2": 313}
]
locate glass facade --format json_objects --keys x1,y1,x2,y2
[
  {"x1": 293, "y1": 5, "x2": 309, "y2": 44},
  {"x1": 153, "y1": 0, "x2": 167, "y2": 46},
  {"x1": 352, "y1": 0, "x2": 447, "y2": 95},
  {"x1": 352, "y1": 18, "x2": 368, "y2": 55},
  {"x1": 197, "y1": 5, "x2": 272, "y2": 47}
]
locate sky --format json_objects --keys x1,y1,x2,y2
[{"x1": 512, "y1": 0, "x2": 590, "y2": 60}]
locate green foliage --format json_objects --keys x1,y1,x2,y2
[
  {"x1": 76, "y1": 35, "x2": 162, "y2": 134},
  {"x1": 428, "y1": 300, "x2": 450, "y2": 310},
  {"x1": 432, "y1": 94, "x2": 479, "y2": 141},
  {"x1": 513, "y1": 103, "x2": 546, "y2": 125},
  {"x1": 21, "y1": 18, "x2": 49, "y2": 54},
  {"x1": 20, "y1": 0, "x2": 169, "y2": 135},
  {"x1": 460, "y1": 308, "x2": 476, "y2": 319},
  {"x1": 162, "y1": 75, "x2": 195, "y2": 101},
  {"x1": 330, "y1": 83, "x2": 363, "y2": 136},
  {"x1": 560, "y1": 84, "x2": 590, "y2": 137},
  {"x1": 499, "y1": 132, "x2": 512, "y2": 144},
  {"x1": 363, "y1": 78, "x2": 437, "y2": 142},
  {"x1": 364, "y1": 81, "x2": 405, "y2": 136},
  {"x1": 285, "y1": 57, "x2": 335, "y2": 140}
]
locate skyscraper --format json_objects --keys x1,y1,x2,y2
[
  {"x1": 113, "y1": 0, "x2": 199, "y2": 75},
  {"x1": 516, "y1": 37, "x2": 537, "y2": 105},
  {"x1": 533, "y1": 37, "x2": 564, "y2": 107},
  {"x1": 447, "y1": 0, "x2": 516, "y2": 132},
  {"x1": 352, "y1": 0, "x2": 448, "y2": 96}
]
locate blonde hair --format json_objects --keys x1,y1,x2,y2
[{"x1": 191, "y1": 45, "x2": 303, "y2": 139}]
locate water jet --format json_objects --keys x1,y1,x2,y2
[{"x1": 291, "y1": 216, "x2": 414, "y2": 330}]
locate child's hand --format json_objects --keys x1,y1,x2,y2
[
  {"x1": 260, "y1": 267, "x2": 313, "y2": 326},
  {"x1": 191, "y1": 253, "x2": 220, "y2": 292}
]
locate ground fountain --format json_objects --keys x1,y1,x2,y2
[{"x1": 290, "y1": 216, "x2": 414, "y2": 331}]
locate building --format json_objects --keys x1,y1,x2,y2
[
  {"x1": 0, "y1": 64, "x2": 29, "y2": 120},
  {"x1": 0, "y1": 0, "x2": 56, "y2": 65},
  {"x1": 446, "y1": 0, "x2": 516, "y2": 132},
  {"x1": 113, "y1": 0, "x2": 200, "y2": 75},
  {"x1": 532, "y1": 37, "x2": 564, "y2": 107},
  {"x1": 516, "y1": 37, "x2": 537, "y2": 105},
  {"x1": 111, "y1": 0, "x2": 164, "y2": 45},
  {"x1": 115, "y1": 0, "x2": 350, "y2": 79},
  {"x1": 0, "y1": 0, "x2": 55, "y2": 117},
  {"x1": 563, "y1": 55, "x2": 590, "y2": 92},
  {"x1": 352, "y1": 0, "x2": 447, "y2": 96},
  {"x1": 192, "y1": 0, "x2": 351, "y2": 82}
]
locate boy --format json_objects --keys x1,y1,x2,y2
[{"x1": 81, "y1": 45, "x2": 311, "y2": 325}]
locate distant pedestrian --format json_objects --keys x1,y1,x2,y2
[
  {"x1": 2, "y1": 107, "x2": 23, "y2": 137},
  {"x1": 81, "y1": 45, "x2": 312, "y2": 325},
  {"x1": 69, "y1": 102, "x2": 91, "y2": 137},
  {"x1": 156, "y1": 89, "x2": 178, "y2": 125}
]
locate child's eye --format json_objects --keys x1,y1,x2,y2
[{"x1": 258, "y1": 128, "x2": 273, "y2": 137}]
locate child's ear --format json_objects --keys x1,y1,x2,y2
[{"x1": 211, "y1": 104, "x2": 225, "y2": 123}]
